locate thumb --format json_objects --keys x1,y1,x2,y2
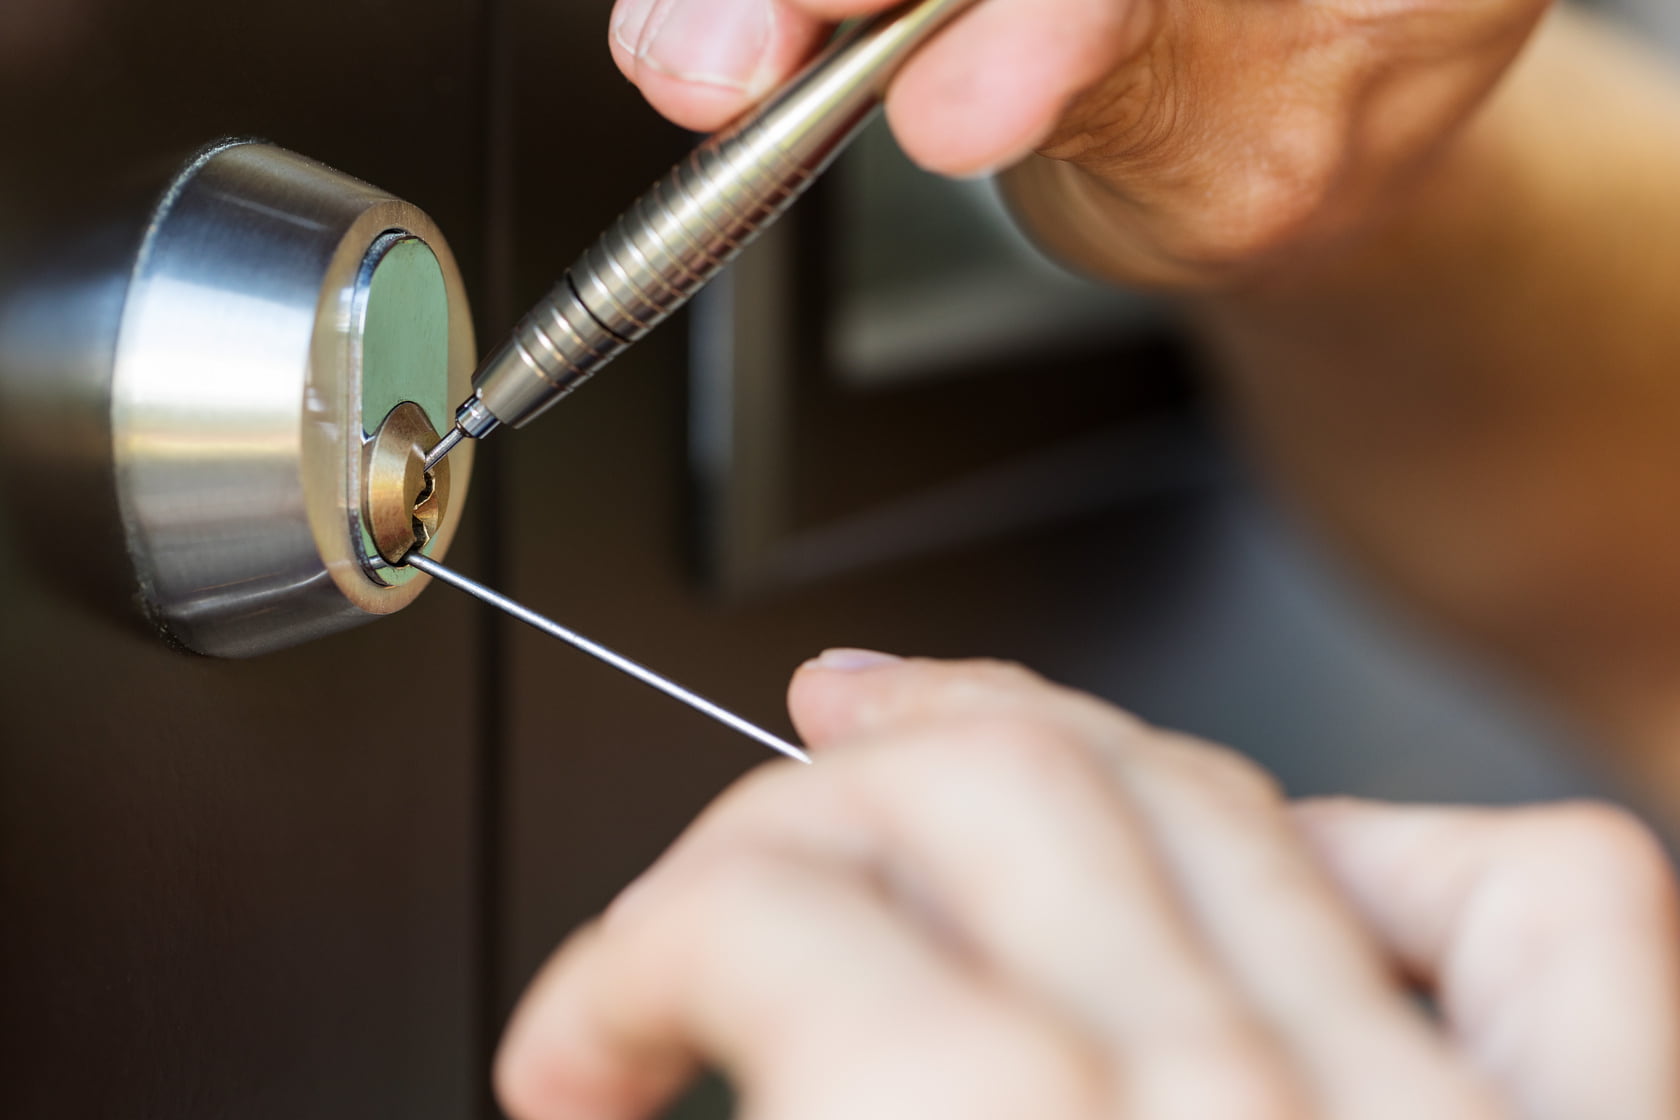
[
  {"x1": 1293, "y1": 798, "x2": 1680, "y2": 1120},
  {"x1": 785, "y1": 648, "x2": 909, "y2": 750},
  {"x1": 608, "y1": 0, "x2": 835, "y2": 131}
]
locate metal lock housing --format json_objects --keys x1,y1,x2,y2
[{"x1": 0, "y1": 140, "x2": 476, "y2": 656}]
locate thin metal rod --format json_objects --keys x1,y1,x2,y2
[
  {"x1": 423, "y1": 426, "x2": 465, "y2": 473},
  {"x1": 404, "y1": 551, "x2": 812, "y2": 765}
]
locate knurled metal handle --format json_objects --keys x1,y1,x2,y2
[{"x1": 467, "y1": 0, "x2": 982, "y2": 432}]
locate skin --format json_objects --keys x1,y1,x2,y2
[
  {"x1": 1190, "y1": 13, "x2": 1680, "y2": 795},
  {"x1": 608, "y1": 0, "x2": 1680, "y2": 796},
  {"x1": 497, "y1": 654, "x2": 1680, "y2": 1120},
  {"x1": 498, "y1": 1, "x2": 1680, "y2": 1115}
]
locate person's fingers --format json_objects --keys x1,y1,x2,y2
[
  {"x1": 606, "y1": 0, "x2": 833, "y2": 131},
  {"x1": 789, "y1": 656, "x2": 1496, "y2": 1118},
  {"x1": 622, "y1": 720, "x2": 1315, "y2": 1116},
  {"x1": 605, "y1": 0, "x2": 1152, "y2": 175},
  {"x1": 1294, "y1": 798, "x2": 1680, "y2": 1120},
  {"x1": 1096, "y1": 735, "x2": 1495, "y2": 1119},
  {"x1": 494, "y1": 844, "x2": 1103, "y2": 1120},
  {"x1": 882, "y1": 0, "x2": 1153, "y2": 175},
  {"x1": 496, "y1": 922, "x2": 696, "y2": 1120},
  {"x1": 788, "y1": 650, "x2": 1119, "y2": 749}
]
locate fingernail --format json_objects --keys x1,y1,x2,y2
[
  {"x1": 643, "y1": 0, "x2": 773, "y2": 92},
  {"x1": 610, "y1": 0, "x2": 658, "y2": 57},
  {"x1": 809, "y1": 648, "x2": 902, "y2": 672}
]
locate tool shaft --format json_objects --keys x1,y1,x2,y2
[
  {"x1": 448, "y1": 0, "x2": 981, "y2": 443},
  {"x1": 421, "y1": 426, "x2": 464, "y2": 473},
  {"x1": 404, "y1": 551, "x2": 811, "y2": 764}
]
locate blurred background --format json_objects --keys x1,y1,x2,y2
[{"x1": 0, "y1": 0, "x2": 1664, "y2": 1116}]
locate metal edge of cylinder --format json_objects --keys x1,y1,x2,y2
[{"x1": 108, "y1": 138, "x2": 474, "y2": 657}]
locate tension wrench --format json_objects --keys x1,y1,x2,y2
[{"x1": 403, "y1": 551, "x2": 812, "y2": 765}]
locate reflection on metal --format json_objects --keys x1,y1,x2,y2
[
  {"x1": 0, "y1": 139, "x2": 476, "y2": 656},
  {"x1": 363, "y1": 401, "x2": 449, "y2": 567},
  {"x1": 421, "y1": 425, "x2": 464, "y2": 473}
]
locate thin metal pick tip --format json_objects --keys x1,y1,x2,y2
[
  {"x1": 422, "y1": 427, "x2": 465, "y2": 473},
  {"x1": 402, "y1": 550, "x2": 813, "y2": 765}
]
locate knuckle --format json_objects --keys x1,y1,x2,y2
[
  {"x1": 945, "y1": 712, "x2": 1105, "y2": 786},
  {"x1": 1173, "y1": 136, "x2": 1342, "y2": 270},
  {"x1": 1156, "y1": 735, "x2": 1285, "y2": 815},
  {"x1": 1051, "y1": 59, "x2": 1349, "y2": 274},
  {"x1": 1523, "y1": 802, "x2": 1677, "y2": 903},
  {"x1": 1545, "y1": 799, "x2": 1662, "y2": 852}
]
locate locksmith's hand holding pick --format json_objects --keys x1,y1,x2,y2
[{"x1": 496, "y1": 0, "x2": 1680, "y2": 1117}]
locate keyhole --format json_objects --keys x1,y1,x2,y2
[
  {"x1": 361, "y1": 402, "x2": 451, "y2": 569},
  {"x1": 408, "y1": 469, "x2": 441, "y2": 554}
]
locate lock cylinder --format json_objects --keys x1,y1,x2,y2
[
  {"x1": 95, "y1": 140, "x2": 476, "y2": 656},
  {"x1": 363, "y1": 401, "x2": 450, "y2": 567}
]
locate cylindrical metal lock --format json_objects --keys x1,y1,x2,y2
[
  {"x1": 463, "y1": 0, "x2": 982, "y2": 435},
  {"x1": 0, "y1": 139, "x2": 476, "y2": 656}
]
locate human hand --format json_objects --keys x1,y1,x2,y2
[
  {"x1": 495, "y1": 654, "x2": 1680, "y2": 1119},
  {"x1": 603, "y1": 0, "x2": 1551, "y2": 286}
]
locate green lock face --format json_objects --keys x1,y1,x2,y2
[
  {"x1": 353, "y1": 234, "x2": 456, "y2": 585},
  {"x1": 360, "y1": 235, "x2": 451, "y2": 442}
]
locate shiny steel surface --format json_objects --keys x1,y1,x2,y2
[
  {"x1": 404, "y1": 551, "x2": 813, "y2": 764},
  {"x1": 110, "y1": 140, "x2": 476, "y2": 655},
  {"x1": 423, "y1": 424, "x2": 467, "y2": 471},
  {"x1": 455, "y1": 0, "x2": 982, "y2": 438}
]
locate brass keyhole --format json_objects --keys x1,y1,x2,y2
[
  {"x1": 363, "y1": 401, "x2": 452, "y2": 566},
  {"x1": 411, "y1": 472, "x2": 441, "y2": 549}
]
